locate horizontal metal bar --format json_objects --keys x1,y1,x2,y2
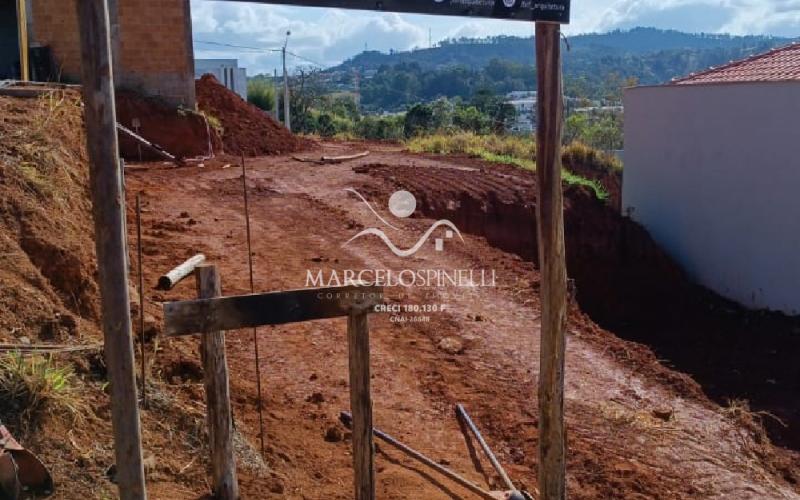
[{"x1": 216, "y1": 0, "x2": 570, "y2": 23}]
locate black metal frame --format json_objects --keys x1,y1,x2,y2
[{"x1": 218, "y1": 0, "x2": 570, "y2": 23}]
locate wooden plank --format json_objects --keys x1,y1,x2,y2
[
  {"x1": 347, "y1": 310, "x2": 374, "y2": 500},
  {"x1": 75, "y1": 1, "x2": 146, "y2": 498},
  {"x1": 163, "y1": 284, "x2": 383, "y2": 336},
  {"x1": 196, "y1": 265, "x2": 239, "y2": 500},
  {"x1": 157, "y1": 254, "x2": 206, "y2": 290},
  {"x1": 117, "y1": 123, "x2": 177, "y2": 162},
  {"x1": 218, "y1": 0, "x2": 571, "y2": 23},
  {"x1": 535, "y1": 22, "x2": 568, "y2": 500}
]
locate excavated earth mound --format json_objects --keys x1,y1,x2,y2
[
  {"x1": 116, "y1": 90, "x2": 221, "y2": 161},
  {"x1": 196, "y1": 74, "x2": 306, "y2": 156}
]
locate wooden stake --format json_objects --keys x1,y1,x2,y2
[
  {"x1": 241, "y1": 154, "x2": 266, "y2": 457},
  {"x1": 195, "y1": 265, "x2": 239, "y2": 500},
  {"x1": 16, "y1": 0, "x2": 29, "y2": 81},
  {"x1": 535, "y1": 22, "x2": 568, "y2": 500},
  {"x1": 75, "y1": 1, "x2": 146, "y2": 498},
  {"x1": 347, "y1": 310, "x2": 375, "y2": 500},
  {"x1": 136, "y1": 193, "x2": 146, "y2": 408}
]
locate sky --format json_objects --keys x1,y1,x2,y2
[{"x1": 190, "y1": 0, "x2": 800, "y2": 74}]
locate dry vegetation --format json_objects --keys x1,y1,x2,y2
[{"x1": 405, "y1": 132, "x2": 620, "y2": 200}]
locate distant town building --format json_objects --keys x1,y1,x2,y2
[
  {"x1": 624, "y1": 43, "x2": 800, "y2": 314},
  {"x1": 195, "y1": 59, "x2": 247, "y2": 100},
  {"x1": 506, "y1": 91, "x2": 536, "y2": 133}
]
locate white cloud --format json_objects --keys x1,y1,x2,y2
[
  {"x1": 189, "y1": 0, "x2": 800, "y2": 74},
  {"x1": 191, "y1": 1, "x2": 428, "y2": 73}
]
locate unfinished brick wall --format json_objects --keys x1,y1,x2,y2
[{"x1": 30, "y1": 0, "x2": 196, "y2": 107}]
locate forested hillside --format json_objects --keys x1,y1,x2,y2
[{"x1": 328, "y1": 28, "x2": 793, "y2": 110}]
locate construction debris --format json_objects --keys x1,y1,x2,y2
[
  {"x1": 292, "y1": 151, "x2": 370, "y2": 165},
  {"x1": 0, "y1": 425, "x2": 53, "y2": 499}
]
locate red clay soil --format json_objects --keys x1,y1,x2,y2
[
  {"x1": 359, "y1": 158, "x2": 800, "y2": 453},
  {"x1": 116, "y1": 90, "x2": 221, "y2": 160},
  {"x1": 118, "y1": 144, "x2": 799, "y2": 498},
  {"x1": 3, "y1": 89, "x2": 799, "y2": 499},
  {"x1": 195, "y1": 74, "x2": 306, "y2": 156}
]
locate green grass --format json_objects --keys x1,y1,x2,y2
[
  {"x1": 0, "y1": 352, "x2": 83, "y2": 427},
  {"x1": 406, "y1": 132, "x2": 611, "y2": 201}
]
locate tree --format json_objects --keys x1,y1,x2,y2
[
  {"x1": 453, "y1": 105, "x2": 489, "y2": 134},
  {"x1": 289, "y1": 68, "x2": 326, "y2": 134},
  {"x1": 404, "y1": 103, "x2": 433, "y2": 138}
]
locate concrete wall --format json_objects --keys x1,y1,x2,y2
[
  {"x1": 623, "y1": 82, "x2": 800, "y2": 314},
  {"x1": 29, "y1": 0, "x2": 195, "y2": 107},
  {"x1": 195, "y1": 59, "x2": 247, "y2": 100}
]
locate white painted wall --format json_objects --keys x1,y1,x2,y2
[
  {"x1": 623, "y1": 81, "x2": 800, "y2": 315},
  {"x1": 195, "y1": 59, "x2": 247, "y2": 100}
]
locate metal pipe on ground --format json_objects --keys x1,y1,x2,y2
[
  {"x1": 455, "y1": 404, "x2": 516, "y2": 492},
  {"x1": 339, "y1": 412, "x2": 498, "y2": 500}
]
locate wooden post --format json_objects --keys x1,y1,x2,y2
[
  {"x1": 195, "y1": 265, "x2": 239, "y2": 500},
  {"x1": 75, "y1": 1, "x2": 146, "y2": 499},
  {"x1": 347, "y1": 310, "x2": 375, "y2": 500},
  {"x1": 16, "y1": 0, "x2": 29, "y2": 81},
  {"x1": 535, "y1": 21, "x2": 568, "y2": 500}
]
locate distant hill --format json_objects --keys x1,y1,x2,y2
[
  {"x1": 326, "y1": 28, "x2": 795, "y2": 110},
  {"x1": 336, "y1": 28, "x2": 792, "y2": 76}
]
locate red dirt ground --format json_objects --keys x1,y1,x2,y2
[
  {"x1": 195, "y1": 74, "x2": 307, "y2": 156},
  {"x1": 2, "y1": 91, "x2": 799, "y2": 498},
  {"x1": 121, "y1": 142, "x2": 799, "y2": 499}
]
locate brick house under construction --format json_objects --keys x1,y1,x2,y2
[{"x1": 2, "y1": 0, "x2": 196, "y2": 107}]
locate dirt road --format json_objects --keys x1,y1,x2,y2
[{"x1": 125, "y1": 143, "x2": 799, "y2": 499}]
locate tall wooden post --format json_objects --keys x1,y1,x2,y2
[
  {"x1": 347, "y1": 310, "x2": 375, "y2": 500},
  {"x1": 535, "y1": 21, "x2": 568, "y2": 500},
  {"x1": 75, "y1": 1, "x2": 146, "y2": 498},
  {"x1": 195, "y1": 265, "x2": 239, "y2": 500}
]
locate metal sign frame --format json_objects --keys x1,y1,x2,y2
[{"x1": 219, "y1": 0, "x2": 570, "y2": 23}]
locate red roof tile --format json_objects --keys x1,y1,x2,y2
[{"x1": 672, "y1": 42, "x2": 800, "y2": 85}]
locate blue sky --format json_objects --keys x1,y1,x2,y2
[{"x1": 191, "y1": 0, "x2": 800, "y2": 74}]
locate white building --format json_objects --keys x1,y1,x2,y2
[
  {"x1": 506, "y1": 91, "x2": 536, "y2": 133},
  {"x1": 623, "y1": 44, "x2": 800, "y2": 314},
  {"x1": 195, "y1": 59, "x2": 247, "y2": 100}
]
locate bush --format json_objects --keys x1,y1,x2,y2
[
  {"x1": 356, "y1": 115, "x2": 404, "y2": 141},
  {"x1": 247, "y1": 79, "x2": 276, "y2": 112},
  {"x1": 0, "y1": 352, "x2": 82, "y2": 428}
]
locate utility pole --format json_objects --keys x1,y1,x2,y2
[
  {"x1": 282, "y1": 30, "x2": 291, "y2": 132},
  {"x1": 353, "y1": 69, "x2": 360, "y2": 112},
  {"x1": 273, "y1": 68, "x2": 279, "y2": 120}
]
